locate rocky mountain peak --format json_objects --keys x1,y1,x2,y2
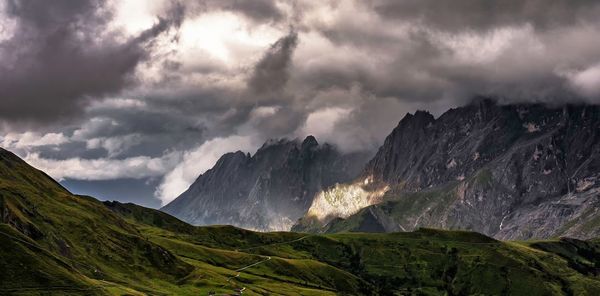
[
  {"x1": 295, "y1": 100, "x2": 600, "y2": 240},
  {"x1": 301, "y1": 135, "x2": 319, "y2": 150},
  {"x1": 396, "y1": 110, "x2": 435, "y2": 129},
  {"x1": 214, "y1": 151, "x2": 249, "y2": 168},
  {"x1": 161, "y1": 136, "x2": 372, "y2": 231}
]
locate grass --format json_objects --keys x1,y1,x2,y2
[{"x1": 126, "y1": 203, "x2": 600, "y2": 295}]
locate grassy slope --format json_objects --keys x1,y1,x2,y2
[
  {"x1": 234, "y1": 230, "x2": 600, "y2": 295},
  {"x1": 1, "y1": 148, "x2": 199, "y2": 295},
  {"x1": 0, "y1": 224, "x2": 103, "y2": 295},
  {"x1": 111, "y1": 202, "x2": 600, "y2": 296},
  {"x1": 105, "y1": 202, "x2": 370, "y2": 295}
]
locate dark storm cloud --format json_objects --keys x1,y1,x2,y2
[
  {"x1": 296, "y1": 29, "x2": 447, "y2": 102},
  {"x1": 0, "y1": 0, "x2": 183, "y2": 124},
  {"x1": 297, "y1": 0, "x2": 600, "y2": 108},
  {"x1": 248, "y1": 30, "x2": 298, "y2": 94},
  {"x1": 221, "y1": 0, "x2": 283, "y2": 23},
  {"x1": 370, "y1": 0, "x2": 600, "y2": 32},
  {"x1": 184, "y1": 0, "x2": 283, "y2": 23}
]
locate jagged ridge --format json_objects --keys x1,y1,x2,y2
[
  {"x1": 161, "y1": 136, "x2": 371, "y2": 231},
  {"x1": 295, "y1": 99, "x2": 600, "y2": 240}
]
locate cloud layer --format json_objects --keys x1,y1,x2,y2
[
  {"x1": 2, "y1": 0, "x2": 600, "y2": 206},
  {"x1": 0, "y1": 0, "x2": 184, "y2": 123}
]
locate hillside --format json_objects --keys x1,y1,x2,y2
[
  {"x1": 294, "y1": 100, "x2": 600, "y2": 240},
  {"x1": 2, "y1": 147, "x2": 600, "y2": 295},
  {"x1": 0, "y1": 147, "x2": 194, "y2": 294},
  {"x1": 106, "y1": 202, "x2": 600, "y2": 295},
  {"x1": 162, "y1": 136, "x2": 371, "y2": 231}
]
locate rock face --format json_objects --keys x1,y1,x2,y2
[
  {"x1": 294, "y1": 99, "x2": 600, "y2": 240},
  {"x1": 161, "y1": 136, "x2": 371, "y2": 231}
]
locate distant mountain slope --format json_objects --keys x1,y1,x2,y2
[
  {"x1": 161, "y1": 136, "x2": 371, "y2": 231},
  {"x1": 294, "y1": 99, "x2": 600, "y2": 240}
]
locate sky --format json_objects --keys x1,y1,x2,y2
[{"x1": 2, "y1": 0, "x2": 600, "y2": 208}]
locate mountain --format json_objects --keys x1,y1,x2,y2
[
  {"x1": 2, "y1": 146, "x2": 600, "y2": 294},
  {"x1": 0, "y1": 147, "x2": 192, "y2": 294},
  {"x1": 161, "y1": 136, "x2": 371, "y2": 231},
  {"x1": 294, "y1": 99, "x2": 600, "y2": 240}
]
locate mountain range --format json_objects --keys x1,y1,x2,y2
[
  {"x1": 161, "y1": 136, "x2": 371, "y2": 231},
  {"x1": 2, "y1": 146, "x2": 600, "y2": 294},
  {"x1": 163, "y1": 99, "x2": 600, "y2": 241}
]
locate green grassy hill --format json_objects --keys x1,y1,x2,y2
[{"x1": 1, "y1": 147, "x2": 600, "y2": 295}]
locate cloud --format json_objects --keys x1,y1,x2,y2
[
  {"x1": 218, "y1": 0, "x2": 284, "y2": 23},
  {"x1": 566, "y1": 63, "x2": 600, "y2": 98},
  {"x1": 0, "y1": 0, "x2": 183, "y2": 124},
  {"x1": 370, "y1": 0, "x2": 600, "y2": 32},
  {"x1": 298, "y1": 107, "x2": 352, "y2": 142},
  {"x1": 85, "y1": 134, "x2": 144, "y2": 158},
  {"x1": 290, "y1": 0, "x2": 600, "y2": 107},
  {"x1": 155, "y1": 135, "x2": 260, "y2": 205},
  {"x1": 184, "y1": 0, "x2": 284, "y2": 24},
  {"x1": 248, "y1": 30, "x2": 299, "y2": 94},
  {"x1": 1, "y1": 132, "x2": 69, "y2": 149},
  {"x1": 23, "y1": 152, "x2": 180, "y2": 181}
]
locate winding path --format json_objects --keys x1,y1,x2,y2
[
  {"x1": 221, "y1": 256, "x2": 271, "y2": 295},
  {"x1": 222, "y1": 235, "x2": 311, "y2": 294}
]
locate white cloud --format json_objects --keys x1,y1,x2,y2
[
  {"x1": 249, "y1": 106, "x2": 280, "y2": 119},
  {"x1": 298, "y1": 107, "x2": 352, "y2": 141},
  {"x1": 434, "y1": 24, "x2": 543, "y2": 65},
  {"x1": 85, "y1": 134, "x2": 144, "y2": 157},
  {"x1": 566, "y1": 63, "x2": 600, "y2": 99},
  {"x1": 110, "y1": 0, "x2": 167, "y2": 36},
  {"x1": 87, "y1": 98, "x2": 148, "y2": 111},
  {"x1": 72, "y1": 117, "x2": 120, "y2": 140},
  {"x1": 155, "y1": 135, "x2": 261, "y2": 205},
  {"x1": 1, "y1": 132, "x2": 69, "y2": 150},
  {"x1": 177, "y1": 10, "x2": 280, "y2": 65},
  {"x1": 0, "y1": 1, "x2": 17, "y2": 43},
  {"x1": 23, "y1": 152, "x2": 180, "y2": 181}
]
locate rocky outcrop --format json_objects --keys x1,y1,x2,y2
[
  {"x1": 294, "y1": 99, "x2": 600, "y2": 240},
  {"x1": 161, "y1": 136, "x2": 371, "y2": 231}
]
